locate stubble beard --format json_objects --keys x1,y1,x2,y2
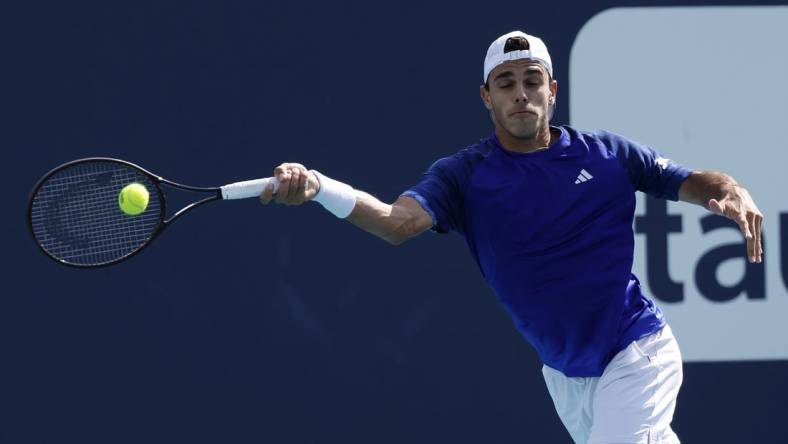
[{"x1": 500, "y1": 111, "x2": 541, "y2": 141}]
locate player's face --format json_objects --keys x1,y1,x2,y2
[{"x1": 480, "y1": 60, "x2": 557, "y2": 140}]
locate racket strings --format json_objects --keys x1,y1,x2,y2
[{"x1": 30, "y1": 161, "x2": 162, "y2": 266}]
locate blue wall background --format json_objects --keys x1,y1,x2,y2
[{"x1": 5, "y1": 1, "x2": 787, "y2": 442}]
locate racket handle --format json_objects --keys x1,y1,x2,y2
[{"x1": 220, "y1": 177, "x2": 280, "y2": 200}]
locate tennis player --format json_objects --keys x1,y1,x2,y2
[{"x1": 260, "y1": 31, "x2": 763, "y2": 443}]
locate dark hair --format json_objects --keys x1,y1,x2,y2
[
  {"x1": 503, "y1": 36, "x2": 530, "y2": 53},
  {"x1": 484, "y1": 36, "x2": 545, "y2": 90}
]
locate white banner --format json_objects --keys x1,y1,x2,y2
[{"x1": 570, "y1": 6, "x2": 788, "y2": 361}]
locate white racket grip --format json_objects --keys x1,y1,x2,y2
[{"x1": 220, "y1": 177, "x2": 280, "y2": 200}]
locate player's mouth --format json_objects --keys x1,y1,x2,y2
[{"x1": 509, "y1": 109, "x2": 536, "y2": 117}]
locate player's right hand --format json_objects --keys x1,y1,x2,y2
[{"x1": 259, "y1": 162, "x2": 320, "y2": 206}]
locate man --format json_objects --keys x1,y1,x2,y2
[{"x1": 259, "y1": 31, "x2": 763, "y2": 443}]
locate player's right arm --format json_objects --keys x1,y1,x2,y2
[
  {"x1": 259, "y1": 162, "x2": 433, "y2": 245},
  {"x1": 346, "y1": 192, "x2": 434, "y2": 245}
]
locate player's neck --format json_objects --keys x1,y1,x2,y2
[{"x1": 496, "y1": 125, "x2": 556, "y2": 154}]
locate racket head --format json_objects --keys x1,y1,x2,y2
[{"x1": 27, "y1": 158, "x2": 166, "y2": 267}]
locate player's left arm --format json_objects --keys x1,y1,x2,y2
[{"x1": 678, "y1": 171, "x2": 763, "y2": 263}]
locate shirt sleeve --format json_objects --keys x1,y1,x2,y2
[
  {"x1": 401, "y1": 155, "x2": 467, "y2": 234},
  {"x1": 596, "y1": 130, "x2": 693, "y2": 201}
]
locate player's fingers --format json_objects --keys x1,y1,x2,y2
[
  {"x1": 275, "y1": 165, "x2": 291, "y2": 183},
  {"x1": 278, "y1": 163, "x2": 306, "y2": 175},
  {"x1": 752, "y1": 212, "x2": 763, "y2": 263},
  {"x1": 259, "y1": 183, "x2": 275, "y2": 205},
  {"x1": 738, "y1": 214, "x2": 752, "y2": 239},
  {"x1": 274, "y1": 164, "x2": 289, "y2": 179},
  {"x1": 744, "y1": 211, "x2": 756, "y2": 263},
  {"x1": 272, "y1": 163, "x2": 311, "y2": 205},
  {"x1": 275, "y1": 171, "x2": 292, "y2": 204},
  {"x1": 286, "y1": 168, "x2": 301, "y2": 202},
  {"x1": 708, "y1": 198, "x2": 724, "y2": 216},
  {"x1": 735, "y1": 213, "x2": 754, "y2": 262},
  {"x1": 294, "y1": 168, "x2": 308, "y2": 204},
  {"x1": 287, "y1": 163, "x2": 307, "y2": 172}
]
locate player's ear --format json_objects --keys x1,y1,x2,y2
[
  {"x1": 480, "y1": 84, "x2": 493, "y2": 110},
  {"x1": 549, "y1": 78, "x2": 558, "y2": 104}
]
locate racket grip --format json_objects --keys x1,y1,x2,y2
[{"x1": 220, "y1": 178, "x2": 280, "y2": 200}]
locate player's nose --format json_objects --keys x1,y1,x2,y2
[{"x1": 514, "y1": 84, "x2": 528, "y2": 102}]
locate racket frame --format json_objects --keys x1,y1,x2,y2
[{"x1": 27, "y1": 157, "x2": 223, "y2": 268}]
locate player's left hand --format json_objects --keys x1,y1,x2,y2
[{"x1": 708, "y1": 186, "x2": 763, "y2": 263}]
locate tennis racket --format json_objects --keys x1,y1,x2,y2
[{"x1": 28, "y1": 157, "x2": 279, "y2": 268}]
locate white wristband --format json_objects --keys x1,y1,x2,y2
[{"x1": 310, "y1": 170, "x2": 357, "y2": 218}]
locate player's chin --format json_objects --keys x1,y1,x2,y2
[{"x1": 505, "y1": 122, "x2": 538, "y2": 140}]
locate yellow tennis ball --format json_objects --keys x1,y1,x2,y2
[{"x1": 118, "y1": 183, "x2": 150, "y2": 216}]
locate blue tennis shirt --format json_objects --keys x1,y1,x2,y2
[{"x1": 403, "y1": 125, "x2": 692, "y2": 377}]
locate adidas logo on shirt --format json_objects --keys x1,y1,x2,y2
[{"x1": 574, "y1": 169, "x2": 593, "y2": 184}]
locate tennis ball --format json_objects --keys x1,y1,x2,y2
[{"x1": 118, "y1": 183, "x2": 150, "y2": 216}]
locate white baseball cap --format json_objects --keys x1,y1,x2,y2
[{"x1": 483, "y1": 31, "x2": 553, "y2": 83}]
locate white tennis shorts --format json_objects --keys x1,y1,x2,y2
[{"x1": 542, "y1": 325, "x2": 683, "y2": 444}]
